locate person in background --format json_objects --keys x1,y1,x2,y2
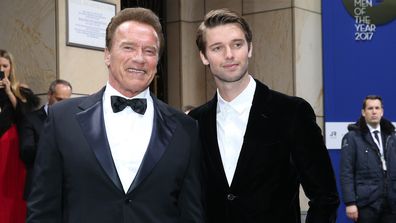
[
  {"x1": 19, "y1": 79, "x2": 72, "y2": 199},
  {"x1": 27, "y1": 8, "x2": 204, "y2": 223},
  {"x1": 340, "y1": 95, "x2": 396, "y2": 223},
  {"x1": 0, "y1": 49, "x2": 39, "y2": 223},
  {"x1": 189, "y1": 8, "x2": 339, "y2": 222}
]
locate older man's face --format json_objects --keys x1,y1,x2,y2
[{"x1": 105, "y1": 21, "x2": 159, "y2": 98}]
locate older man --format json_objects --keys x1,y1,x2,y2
[{"x1": 27, "y1": 8, "x2": 204, "y2": 223}]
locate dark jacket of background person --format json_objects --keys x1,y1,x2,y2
[
  {"x1": 189, "y1": 80, "x2": 340, "y2": 223},
  {"x1": 340, "y1": 117, "x2": 396, "y2": 212},
  {"x1": 18, "y1": 105, "x2": 46, "y2": 198},
  {"x1": 19, "y1": 78, "x2": 72, "y2": 199},
  {"x1": 0, "y1": 87, "x2": 39, "y2": 136},
  {"x1": 0, "y1": 86, "x2": 39, "y2": 223}
]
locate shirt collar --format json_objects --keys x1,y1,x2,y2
[
  {"x1": 367, "y1": 124, "x2": 381, "y2": 133},
  {"x1": 104, "y1": 82, "x2": 150, "y2": 100},
  {"x1": 44, "y1": 103, "x2": 49, "y2": 114},
  {"x1": 217, "y1": 75, "x2": 256, "y2": 114}
]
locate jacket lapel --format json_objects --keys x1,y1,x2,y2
[
  {"x1": 75, "y1": 88, "x2": 123, "y2": 192},
  {"x1": 38, "y1": 106, "x2": 47, "y2": 121},
  {"x1": 203, "y1": 83, "x2": 274, "y2": 189},
  {"x1": 127, "y1": 96, "x2": 177, "y2": 193},
  {"x1": 231, "y1": 81, "x2": 279, "y2": 188},
  {"x1": 364, "y1": 131, "x2": 380, "y2": 153},
  {"x1": 205, "y1": 97, "x2": 230, "y2": 188}
]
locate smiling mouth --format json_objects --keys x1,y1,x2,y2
[
  {"x1": 126, "y1": 68, "x2": 145, "y2": 74},
  {"x1": 223, "y1": 64, "x2": 238, "y2": 69}
]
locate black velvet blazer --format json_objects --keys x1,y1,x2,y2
[{"x1": 189, "y1": 79, "x2": 339, "y2": 223}]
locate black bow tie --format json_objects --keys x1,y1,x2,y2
[{"x1": 110, "y1": 96, "x2": 147, "y2": 115}]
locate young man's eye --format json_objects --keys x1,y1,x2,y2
[
  {"x1": 234, "y1": 43, "x2": 242, "y2": 48},
  {"x1": 212, "y1": 46, "x2": 221, "y2": 52}
]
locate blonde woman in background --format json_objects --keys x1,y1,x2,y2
[{"x1": 0, "y1": 49, "x2": 39, "y2": 223}]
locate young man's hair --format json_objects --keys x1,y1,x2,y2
[
  {"x1": 105, "y1": 7, "x2": 164, "y2": 56},
  {"x1": 196, "y1": 8, "x2": 252, "y2": 56},
  {"x1": 362, "y1": 95, "x2": 383, "y2": 109}
]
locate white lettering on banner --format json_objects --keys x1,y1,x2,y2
[{"x1": 353, "y1": 0, "x2": 376, "y2": 41}]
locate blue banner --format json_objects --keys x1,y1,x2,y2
[{"x1": 322, "y1": 0, "x2": 396, "y2": 222}]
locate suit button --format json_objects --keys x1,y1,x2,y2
[
  {"x1": 227, "y1": 194, "x2": 236, "y2": 201},
  {"x1": 125, "y1": 198, "x2": 132, "y2": 204}
]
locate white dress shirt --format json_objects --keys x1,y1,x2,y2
[
  {"x1": 217, "y1": 75, "x2": 256, "y2": 185},
  {"x1": 44, "y1": 103, "x2": 49, "y2": 115},
  {"x1": 103, "y1": 83, "x2": 154, "y2": 192},
  {"x1": 367, "y1": 124, "x2": 386, "y2": 170}
]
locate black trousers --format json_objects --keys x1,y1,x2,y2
[{"x1": 357, "y1": 199, "x2": 396, "y2": 223}]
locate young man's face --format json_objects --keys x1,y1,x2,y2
[
  {"x1": 200, "y1": 23, "x2": 252, "y2": 85},
  {"x1": 362, "y1": 99, "x2": 383, "y2": 127},
  {"x1": 105, "y1": 21, "x2": 159, "y2": 98}
]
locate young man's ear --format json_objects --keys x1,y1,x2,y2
[
  {"x1": 199, "y1": 51, "x2": 209, "y2": 65},
  {"x1": 248, "y1": 42, "x2": 253, "y2": 58}
]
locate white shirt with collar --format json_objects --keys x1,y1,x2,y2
[
  {"x1": 217, "y1": 75, "x2": 256, "y2": 186},
  {"x1": 44, "y1": 103, "x2": 49, "y2": 115},
  {"x1": 367, "y1": 124, "x2": 386, "y2": 170},
  {"x1": 103, "y1": 82, "x2": 154, "y2": 193}
]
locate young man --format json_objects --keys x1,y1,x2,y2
[
  {"x1": 341, "y1": 95, "x2": 396, "y2": 223},
  {"x1": 27, "y1": 8, "x2": 204, "y2": 223},
  {"x1": 19, "y1": 79, "x2": 72, "y2": 198},
  {"x1": 189, "y1": 8, "x2": 339, "y2": 222}
]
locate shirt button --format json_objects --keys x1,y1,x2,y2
[{"x1": 227, "y1": 194, "x2": 236, "y2": 201}]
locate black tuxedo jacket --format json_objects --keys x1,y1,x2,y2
[
  {"x1": 27, "y1": 88, "x2": 204, "y2": 223},
  {"x1": 19, "y1": 106, "x2": 47, "y2": 198},
  {"x1": 189, "y1": 80, "x2": 339, "y2": 223}
]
